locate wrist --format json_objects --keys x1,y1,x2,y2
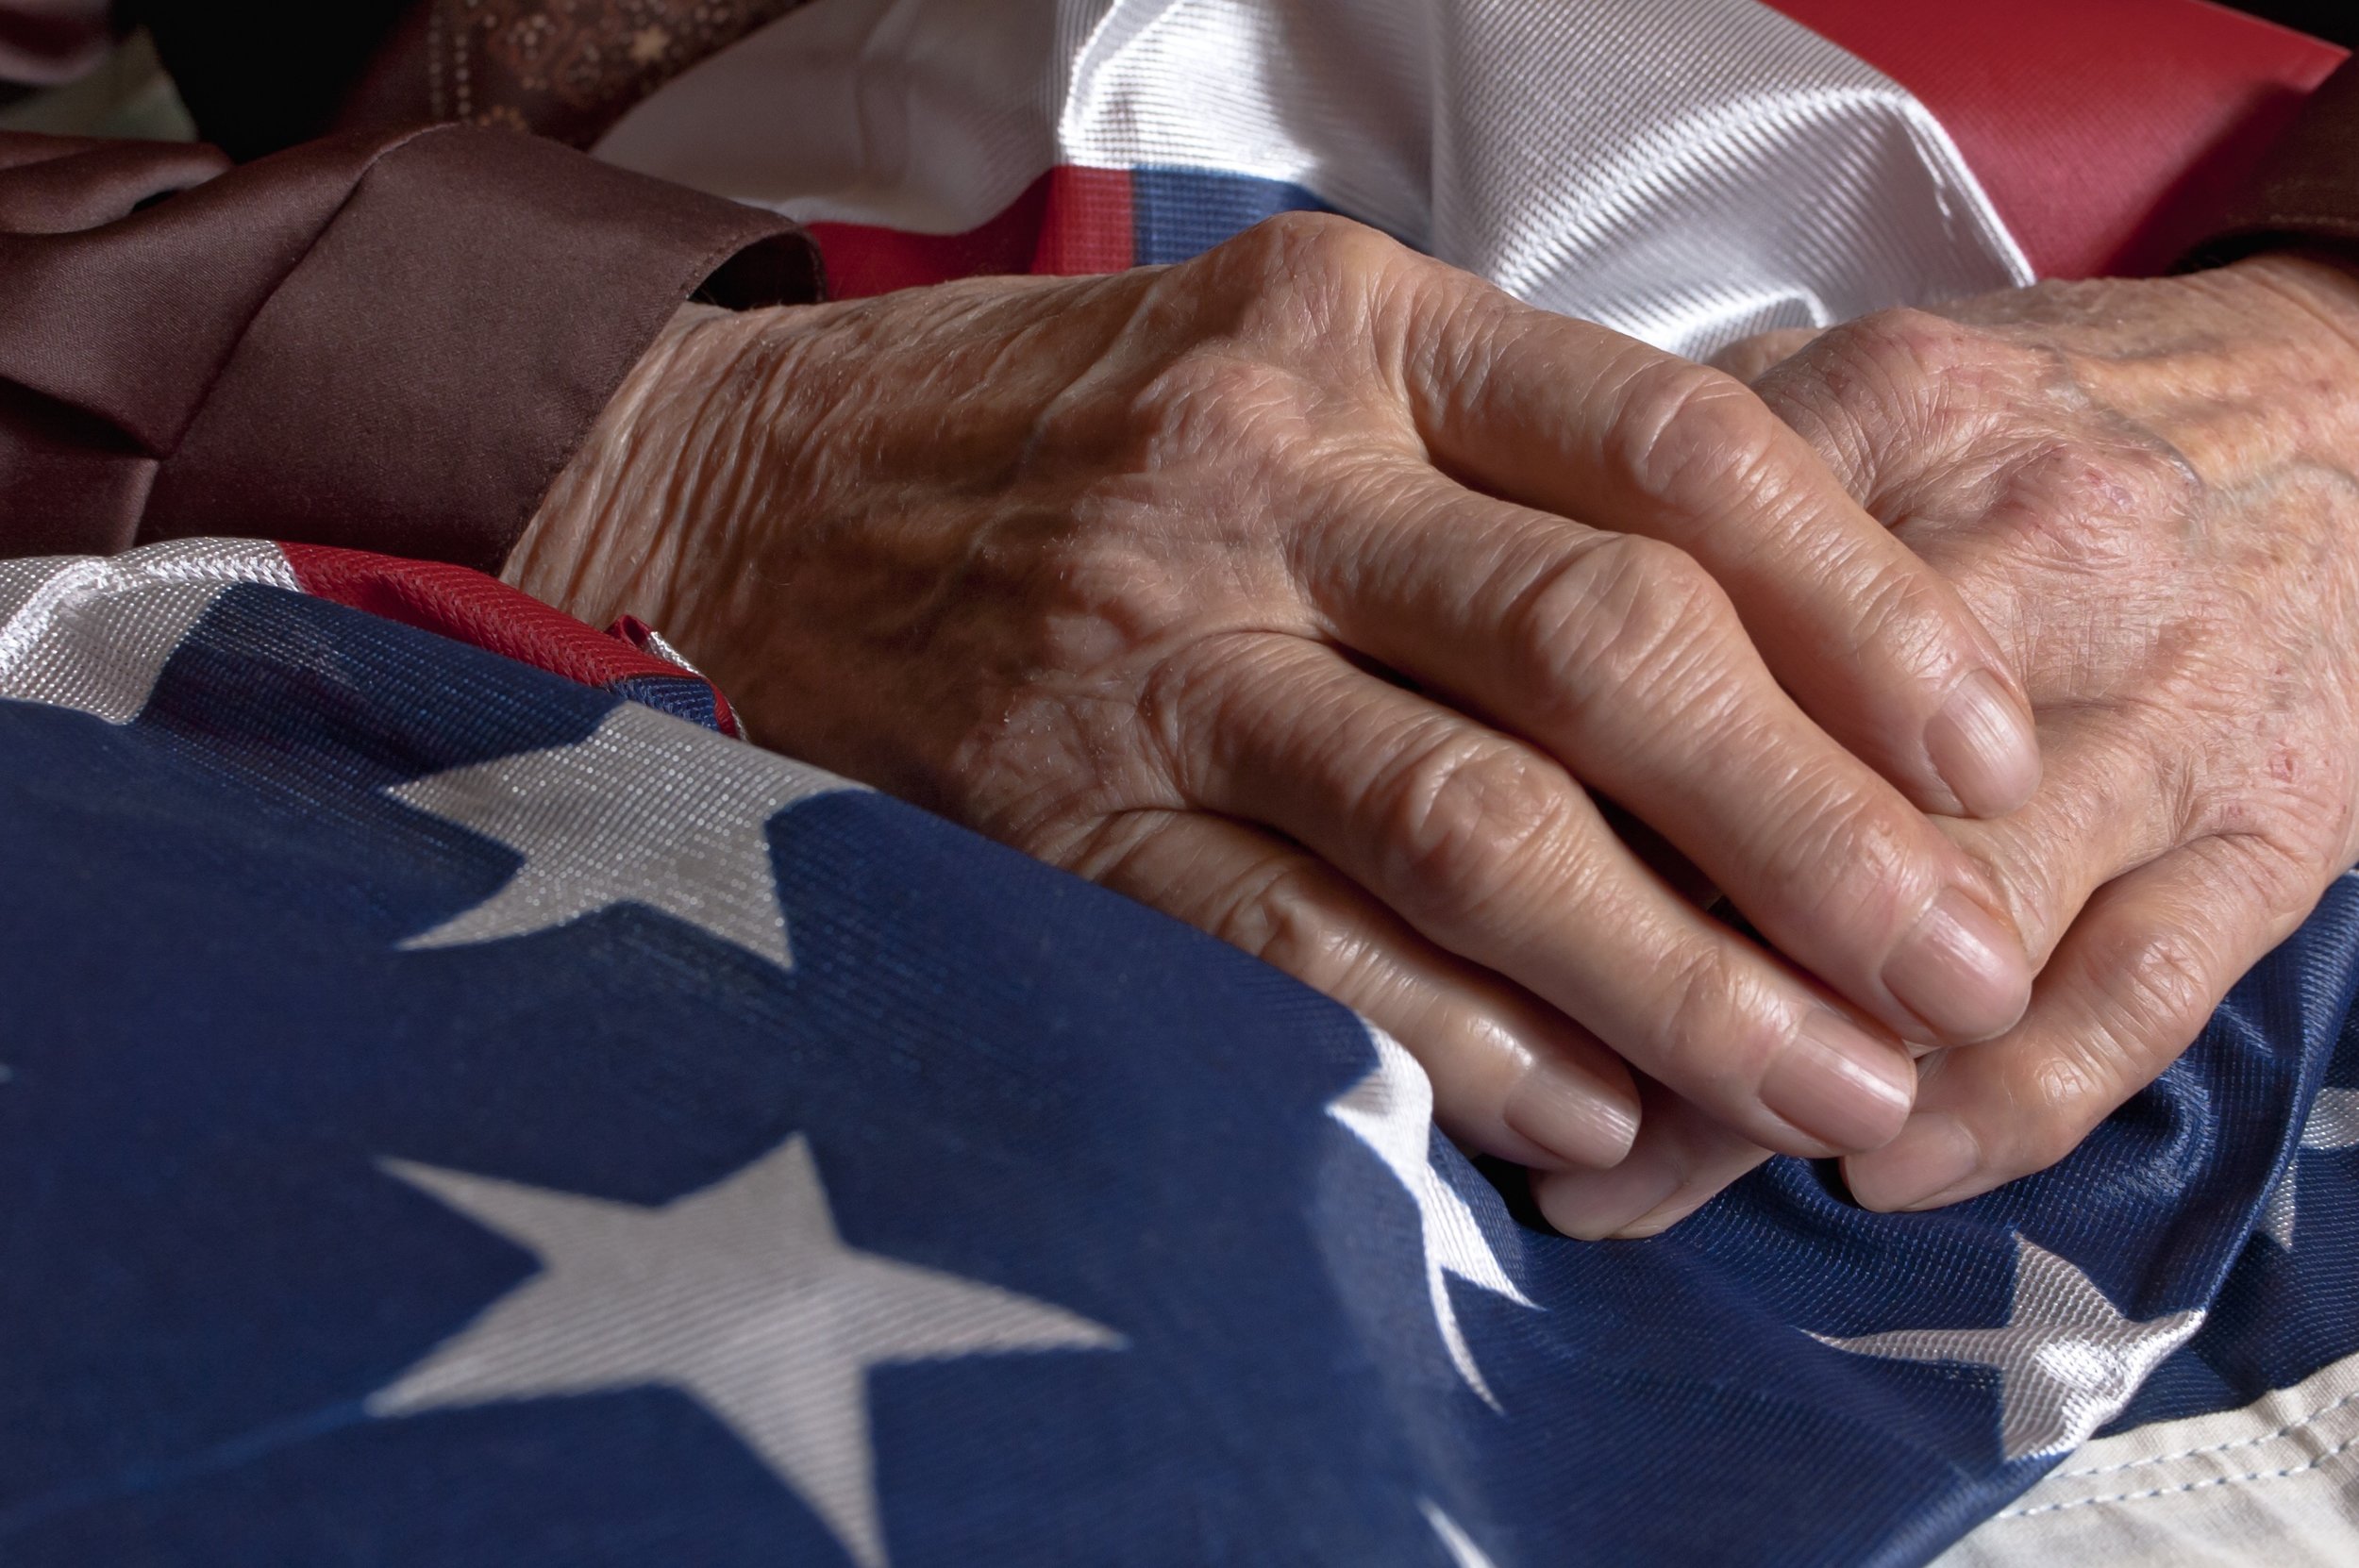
[
  {"x1": 2224, "y1": 249, "x2": 2359, "y2": 355},
  {"x1": 504, "y1": 302, "x2": 788, "y2": 632}
]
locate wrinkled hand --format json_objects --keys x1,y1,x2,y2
[
  {"x1": 509, "y1": 214, "x2": 2039, "y2": 1174},
  {"x1": 1537, "y1": 254, "x2": 2359, "y2": 1237}
]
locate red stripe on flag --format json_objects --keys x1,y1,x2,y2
[
  {"x1": 1767, "y1": 0, "x2": 2345, "y2": 278},
  {"x1": 1034, "y1": 166, "x2": 1136, "y2": 276},
  {"x1": 279, "y1": 544, "x2": 739, "y2": 734},
  {"x1": 809, "y1": 176, "x2": 1052, "y2": 298},
  {"x1": 809, "y1": 167, "x2": 1136, "y2": 298}
]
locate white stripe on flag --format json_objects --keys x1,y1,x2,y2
[
  {"x1": 1937, "y1": 1345, "x2": 2359, "y2": 1568},
  {"x1": 595, "y1": 0, "x2": 2031, "y2": 357},
  {"x1": 0, "y1": 540, "x2": 297, "y2": 726}
]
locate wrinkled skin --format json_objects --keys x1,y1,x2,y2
[
  {"x1": 1536, "y1": 254, "x2": 2359, "y2": 1238},
  {"x1": 510, "y1": 213, "x2": 2044, "y2": 1178}
]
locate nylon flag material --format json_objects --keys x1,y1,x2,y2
[
  {"x1": 4, "y1": 541, "x2": 2359, "y2": 1568},
  {"x1": 595, "y1": 0, "x2": 2033, "y2": 357},
  {"x1": 594, "y1": 0, "x2": 2342, "y2": 351}
]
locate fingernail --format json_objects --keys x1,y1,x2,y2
[
  {"x1": 1532, "y1": 1149, "x2": 1682, "y2": 1241},
  {"x1": 1883, "y1": 887, "x2": 2032, "y2": 1043},
  {"x1": 1503, "y1": 1059, "x2": 1640, "y2": 1170},
  {"x1": 1759, "y1": 1007, "x2": 1916, "y2": 1151},
  {"x1": 1843, "y1": 1110, "x2": 1983, "y2": 1210},
  {"x1": 1925, "y1": 669, "x2": 2041, "y2": 817}
]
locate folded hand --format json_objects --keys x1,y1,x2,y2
[
  {"x1": 510, "y1": 214, "x2": 2037, "y2": 1175},
  {"x1": 1539, "y1": 254, "x2": 2359, "y2": 1235}
]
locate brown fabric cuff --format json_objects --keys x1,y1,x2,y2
[
  {"x1": 2183, "y1": 55, "x2": 2359, "y2": 269},
  {"x1": 138, "y1": 124, "x2": 819, "y2": 573},
  {"x1": 0, "y1": 0, "x2": 111, "y2": 87}
]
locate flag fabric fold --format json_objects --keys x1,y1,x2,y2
[{"x1": 3, "y1": 542, "x2": 2356, "y2": 1566}]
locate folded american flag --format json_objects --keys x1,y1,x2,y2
[
  {"x1": 3, "y1": 540, "x2": 2354, "y2": 1566},
  {"x1": 10, "y1": 3, "x2": 2358, "y2": 1562}
]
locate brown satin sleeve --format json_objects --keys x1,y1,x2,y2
[
  {"x1": 2185, "y1": 55, "x2": 2359, "y2": 267},
  {"x1": 0, "y1": 122, "x2": 820, "y2": 570},
  {"x1": 0, "y1": 1, "x2": 111, "y2": 87}
]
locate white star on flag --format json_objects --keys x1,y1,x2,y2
[
  {"x1": 2260, "y1": 1088, "x2": 2359, "y2": 1248},
  {"x1": 1812, "y1": 1235, "x2": 2203, "y2": 1460},
  {"x1": 372, "y1": 1135, "x2": 1122, "y2": 1568},
  {"x1": 1329, "y1": 1027, "x2": 1536, "y2": 1411},
  {"x1": 386, "y1": 703, "x2": 858, "y2": 969}
]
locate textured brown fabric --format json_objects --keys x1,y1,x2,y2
[
  {"x1": 418, "y1": 0, "x2": 811, "y2": 148},
  {"x1": 0, "y1": 123, "x2": 819, "y2": 568},
  {"x1": 2186, "y1": 57, "x2": 2359, "y2": 267}
]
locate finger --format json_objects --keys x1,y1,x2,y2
[
  {"x1": 1532, "y1": 1080, "x2": 1777, "y2": 1240},
  {"x1": 1398, "y1": 292, "x2": 2039, "y2": 819},
  {"x1": 1069, "y1": 806, "x2": 1640, "y2": 1170},
  {"x1": 1296, "y1": 477, "x2": 2032, "y2": 1046},
  {"x1": 1709, "y1": 327, "x2": 1823, "y2": 384},
  {"x1": 1844, "y1": 835, "x2": 2321, "y2": 1210},
  {"x1": 1165, "y1": 633, "x2": 1920, "y2": 1156},
  {"x1": 1938, "y1": 709, "x2": 2188, "y2": 968}
]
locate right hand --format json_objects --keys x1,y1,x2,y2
[
  {"x1": 1536, "y1": 257, "x2": 2359, "y2": 1238},
  {"x1": 509, "y1": 213, "x2": 2037, "y2": 1175}
]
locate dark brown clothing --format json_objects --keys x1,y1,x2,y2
[
  {"x1": 0, "y1": 4, "x2": 2353, "y2": 575},
  {"x1": 2, "y1": 0, "x2": 829, "y2": 575},
  {"x1": 0, "y1": 123, "x2": 817, "y2": 572},
  {"x1": 2190, "y1": 57, "x2": 2359, "y2": 265},
  {"x1": 132, "y1": 1, "x2": 811, "y2": 161},
  {"x1": 400, "y1": 0, "x2": 813, "y2": 150}
]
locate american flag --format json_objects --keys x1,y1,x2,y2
[
  {"x1": 3, "y1": 541, "x2": 2354, "y2": 1566},
  {"x1": 8, "y1": 2, "x2": 2358, "y2": 1562}
]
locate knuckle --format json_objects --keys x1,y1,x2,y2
[
  {"x1": 2003, "y1": 439, "x2": 2202, "y2": 572},
  {"x1": 1217, "y1": 210, "x2": 1403, "y2": 297},
  {"x1": 2081, "y1": 920, "x2": 2219, "y2": 1065},
  {"x1": 1957, "y1": 816, "x2": 2075, "y2": 961},
  {"x1": 1131, "y1": 642, "x2": 1230, "y2": 798},
  {"x1": 1756, "y1": 308, "x2": 1994, "y2": 479},
  {"x1": 1508, "y1": 534, "x2": 1740, "y2": 719},
  {"x1": 960, "y1": 706, "x2": 1152, "y2": 854},
  {"x1": 1370, "y1": 730, "x2": 1577, "y2": 926},
  {"x1": 1840, "y1": 552, "x2": 1957, "y2": 667},
  {"x1": 1650, "y1": 944, "x2": 1787, "y2": 1089},
  {"x1": 2229, "y1": 831, "x2": 2319, "y2": 907},
  {"x1": 1204, "y1": 858, "x2": 1357, "y2": 989},
  {"x1": 1822, "y1": 307, "x2": 1973, "y2": 381},
  {"x1": 1135, "y1": 630, "x2": 1320, "y2": 797},
  {"x1": 1755, "y1": 769, "x2": 1926, "y2": 932},
  {"x1": 1605, "y1": 359, "x2": 1783, "y2": 515},
  {"x1": 2214, "y1": 793, "x2": 2335, "y2": 881}
]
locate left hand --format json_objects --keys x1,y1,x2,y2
[
  {"x1": 513, "y1": 222, "x2": 2039, "y2": 1177},
  {"x1": 1537, "y1": 253, "x2": 2359, "y2": 1238}
]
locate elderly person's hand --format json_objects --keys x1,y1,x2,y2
[
  {"x1": 506, "y1": 213, "x2": 2038, "y2": 1175},
  {"x1": 1537, "y1": 252, "x2": 2359, "y2": 1237}
]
